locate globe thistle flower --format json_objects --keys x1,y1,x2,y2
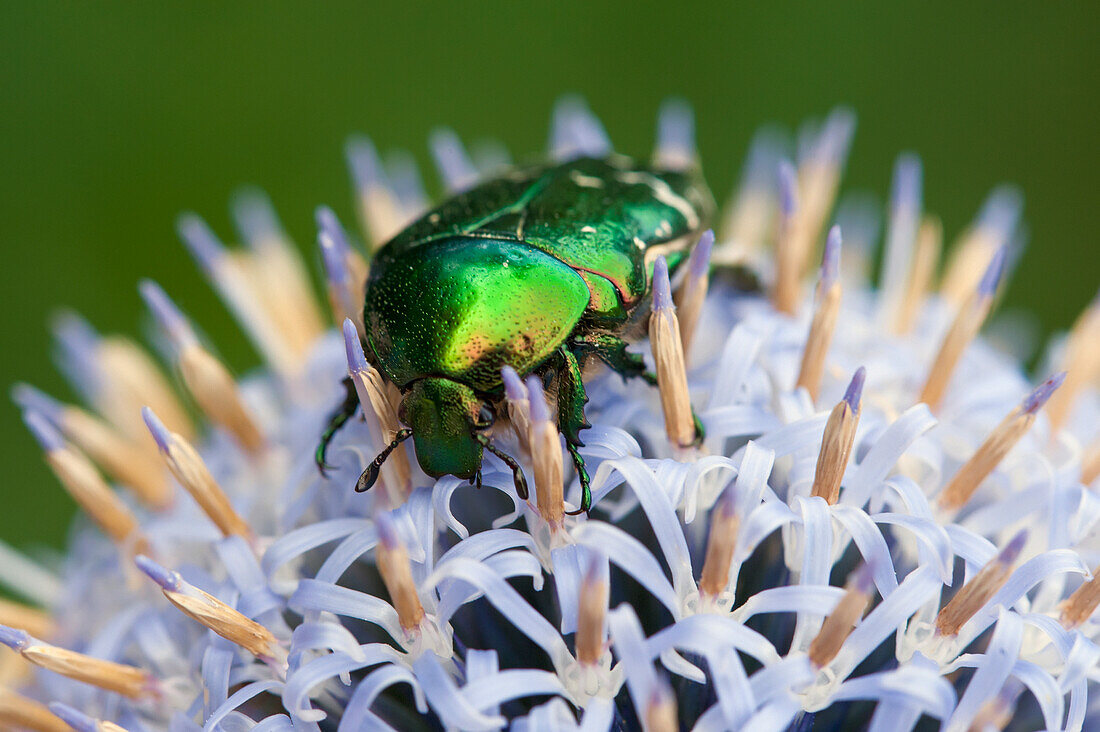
[{"x1": 2, "y1": 97, "x2": 1099, "y2": 732}]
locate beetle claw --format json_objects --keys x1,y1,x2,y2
[
  {"x1": 356, "y1": 428, "x2": 414, "y2": 494},
  {"x1": 355, "y1": 463, "x2": 381, "y2": 493}
]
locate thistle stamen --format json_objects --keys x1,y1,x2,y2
[
  {"x1": 698, "y1": 483, "x2": 740, "y2": 598},
  {"x1": 940, "y1": 187, "x2": 1021, "y2": 306},
  {"x1": 878, "y1": 155, "x2": 922, "y2": 330},
  {"x1": 178, "y1": 213, "x2": 302, "y2": 375},
  {"x1": 650, "y1": 256, "x2": 696, "y2": 449},
  {"x1": 935, "y1": 529, "x2": 1027, "y2": 637},
  {"x1": 24, "y1": 412, "x2": 146, "y2": 552},
  {"x1": 375, "y1": 511, "x2": 425, "y2": 633},
  {"x1": 575, "y1": 553, "x2": 608, "y2": 666},
  {"x1": 936, "y1": 373, "x2": 1065, "y2": 512},
  {"x1": 141, "y1": 280, "x2": 265, "y2": 454},
  {"x1": 142, "y1": 407, "x2": 253, "y2": 540},
  {"x1": 653, "y1": 98, "x2": 696, "y2": 171},
  {"x1": 0, "y1": 625, "x2": 156, "y2": 699},
  {"x1": 13, "y1": 384, "x2": 171, "y2": 509},
  {"x1": 0, "y1": 689, "x2": 68, "y2": 732},
  {"x1": 1045, "y1": 290, "x2": 1100, "y2": 431},
  {"x1": 919, "y1": 246, "x2": 1007, "y2": 410},
  {"x1": 346, "y1": 135, "x2": 404, "y2": 248},
  {"x1": 0, "y1": 596, "x2": 53, "y2": 640},
  {"x1": 1060, "y1": 565, "x2": 1100, "y2": 628},
  {"x1": 808, "y1": 562, "x2": 875, "y2": 668},
  {"x1": 772, "y1": 159, "x2": 803, "y2": 315},
  {"x1": 526, "y1": 375, "x2": 564, "y2": 526},
  {"x1": 674, "y1": 230, "x2": 714, "y2": 359},
  {"x1": 343, "y1": 320, "x2": 411, "y2": 501},
  {"x1": 894, "y1": 216, "x2": 942, "y2": 335},
  {"x1": 318, "y1": 207, "x2": 368, "y2": 332},
  {"x1": 48, "y1": 702, "x2": 129, "y2": 732},
  {"x1": 501, "y1": 366, "x2": 532, "y2": 456},
  {"x1": 231, "y1": 188, "x2": 325, "y2": 352},
  {"x1": 717, "y1": 129, "x2": 783, "y2": 262},
  {"x1": 135, "y1": 555, "x2": 286, "y2": 669},
  {"x1": 55, "y1": 313, "x2": 194, "y2": 447},
  {"x1": 644, "y1": 676, "x2": 678, "y2": 732},
  {"x1": 810, "y1": 367, "x2": 865, "y2": 505},
  {"x1": 429, "y1": 128, "x2": 479, "y2": 194},
  {"x1": 796, "y1": 109, "x2": 856, "y2": 257},
  {"x1": 1082, "y1": 436, "x2": 1100, "y2": 486},
  {"x1": 796, "y1": 225, "x2": 843, "y2": 402}
]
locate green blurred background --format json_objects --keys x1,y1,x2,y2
[{"x1": 1, "y1": 3, "x2": 1097, "y2": 550}]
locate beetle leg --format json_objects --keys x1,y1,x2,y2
[
  {"x1": 556, "y1": 347, "x2": 594, "y2": 515},
  {"x1": 315, "y1": 376, "x2": 361, "y2": 476},
  {"x1": 356, "y1": 428, "x2": 414, "y2": 492},
  {"x1": 574, "y1": 332, "x2": 706, "y2": 446},
  {"x1": 573, "y1": 332, "x2": 658, "y2": 386},
  {"x1": 475, "y1": 433, "x2": 528, "y2": 501}
]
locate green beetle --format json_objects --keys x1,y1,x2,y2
[{"x1": 319, "y1": 152, "x2": 713, "y2": 513}]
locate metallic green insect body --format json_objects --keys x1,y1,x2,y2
[{"x1": 325, "y1": 154, "x2": 713, "y2": 513}]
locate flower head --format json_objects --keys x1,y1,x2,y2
[{"x1": 3, "y1": 96, "x2": 1099, "y2": 732}]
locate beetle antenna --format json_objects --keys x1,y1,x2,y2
[
  {"x1": 356, "y1": 429, "x2": 414, "y2": 493},
  {"x1": 475, "y1": 433, "x2": 529, "y2": 501}
]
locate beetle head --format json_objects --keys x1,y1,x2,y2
[{"x1": 400, "y1": 377, "x2": 486, "y2": 480}]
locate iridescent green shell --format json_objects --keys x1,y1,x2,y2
[{"x1": 364, "y1": 156, "x2": 713, "y2": 392}]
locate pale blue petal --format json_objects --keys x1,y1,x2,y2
[
  {"x1": 282, "y1": 652, "x2": 370, "y2": 723},
  {"x1": 708, "y1": 322, "x2": 769, "y2": 409},
  {"x1": 969, "y1": 550, "x2": 1089, "y2": 637},
  {"x1": 413, "y1": 652, "x2": 504, "y2": 731},
  {"x1": 421, "y1": 558, "x2": 570, "y2": 665},
  {"x1": 204, "y1": 680, "x2": 283, "y2": 732},
  {"x1": 1011, "y1": 658, "x2": 1064, "y2": 732},
  {"x1": 607, "y1": 605, "x2": 657, "y2": 725},
  {"x1": 339, "y1": 664, "x2": 425, "y2": 732},
  {"x1": 871, "y1": 513, "x2": 953, "y2": 583},
  {"x1": 834, "y1": 566, "x2": 942, "y2": 677},
  {"x1": 751, "y1": 413, "x2": 829, "y2": 458},
  {"x1": 843, "y1": 404, "x2": 936, "y2": 508},
  {"x1": 737, "y1": 696, "x2": 802, "y2": 732},
  {"x1": 734, "y1": 442, "x2": 777, "y2": 514},
  {"x1": 551, "y1": 544, "x2": 584, "y2": 635},
  {"x1": 646, "y1": 614, "x2": 780, "y2": 665},
  {"x1": 737, "y1": 498, "x2": 799, "y2": 561},
  {"x1": 313, "y1": 526, "x2": 378, "y2": 585},
  {"x1": 262, "y1": 519, "x2": 370, "y2": 590},
  {"x1": 289, "y1": 621, "x2": 366, "y2": 663},
  {"x1": 944, "y1": 524, "x2": 997, "y2": 579},
  {"x1": 703, "y1": 406, "x2": 781, "y2": 439},
  {"x1": 732, "y1": 585, "x2": 846, "y2": 624},
  {"x1": 831, "y1": 504, "x2": 898, "y2": 595},
  {"x1": 289, "y1": 580, "x2": 402, "y2": 641},
  {"x1": 1065, "y1": 678, "x2": 1088, "y2": 732},
  {"x1": 436, "y1": 549, "x2": 545, "y2": 622},
  {"x1": 946, "y1": 609, "x2": 1023, "y2": 731},
  {"x1": 572, "y1": 522, "x2": 680, "y2": 619},
  {"x1": 832, "y1": 664, "x2": 955, "y2": 721},
  {"x1": 460, "y1": 669, "x2": 568, "y2": 711}
]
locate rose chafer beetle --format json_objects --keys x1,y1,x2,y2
[{"x1": 318, "y1": 120, "x2": 714, "y2": 514}]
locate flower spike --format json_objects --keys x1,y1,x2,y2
[
  {"x1": 650, "y1": 256, "x2": 696, "y2": 449},
  {"x1": 796, "y1": 225, "x2": 843, "y2": 401},
  {"x1": 811, "y1": 367, "x2": 865, "y2": 505},
  {"x1": 675, "y1": 229, "x2": 714, "y2": 357},
  {"x1": 0, "y1": 692, "x2": 69, "y2": 732},
  {"x1": 937, "y1": 374, "x2": 1064, "y2": 512},
  {"x1": 142, "y1": 406, "x2": 253, "y2": 540}
]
